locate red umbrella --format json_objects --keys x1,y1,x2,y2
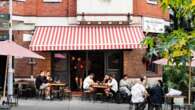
[
  {"x1": 0, "y1": 40, "x2": 44, "y2": 59},
  {"x1": 0, "y1": 40, "x2": 44, "y2": 99}
]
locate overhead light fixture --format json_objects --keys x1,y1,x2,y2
[
  {"x1": 98, "y1": 21, "x2": 101, "y2": 24},
  {"x1": 108, "y1": 21, "x2": 112, "y2": 24}
]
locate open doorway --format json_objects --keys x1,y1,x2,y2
[
  {"x1": 70, "y1": 51, "x2": 86, "y2": 91},
  {"x1": 88, "y1": 52, "x2": 104, "y2": 82}
]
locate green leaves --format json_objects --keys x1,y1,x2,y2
[
  {"x1": 163, "y1": 65, "x2": 188, "y2": 90},
  {"x1": 161, "y1": 0, "x2": 195, "y2": 30},
  {"x1": 142, "y1": 36, "x2": 154, "y2": 48}
]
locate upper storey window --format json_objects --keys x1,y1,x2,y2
[
  {"x1": 16, "y1": 0, "x2": 26, "y2": 1},
  {"x1": 77, "y1": 0, "x2": 133, "y2": 14},
  {"x1": 43, "y1": 0, "x2": 62, "y2": 2},
  {"x1": 146, "y1": 0, "x2": 158, "y2": 5}
]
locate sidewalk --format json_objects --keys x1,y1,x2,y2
[{"x1": 11, "y1": 98, "x2": 130, "y2": 110}]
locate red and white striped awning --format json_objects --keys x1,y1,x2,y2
[{"x1": 30, "y1": 26, "x2": 145, "y2": 51}]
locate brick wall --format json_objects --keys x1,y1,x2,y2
[
  {"x1": 123, "y1": 49, "x2": 147, "y2": 77},
  {"x1": 13, "y1": 31, "x2": 51, "y2": 78},
  {"x1": 123, "y1": 50, "x2": 163, "y2": 78},
  {"x1": 12, "y1": 0, "x2": 168, "y2": 20},
  {"x1": 13, "y1": 0, "x2": 77, "y2": 17},
  {"x1": 133, "y1": 0, "x2": 169, "y2": 20}
]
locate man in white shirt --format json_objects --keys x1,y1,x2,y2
[
  {"x1": 83, "y1": 73, "x2": 95, "y2": 92},
  {"x1": 131, "y1": 77, "x2": 148, "y2": 110}
]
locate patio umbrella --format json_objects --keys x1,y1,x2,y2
[
  {"x1": 153, "y1": 58, "x2": 195, "y2": 67},
  {"x1": 0, "y1": 40, "x2": 44, "y2": 100},
  {"x1": 153, "y1": 58, "x2": 194, "y2": 104},
  {"x1": 0, "y1": 40, "x2": 44, "y2": 59}
]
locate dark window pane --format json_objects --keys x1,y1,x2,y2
[{"x1": 107, "y1": 53, "x2": 120, "y2": 69}]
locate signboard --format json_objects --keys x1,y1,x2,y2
[
  {"x1": 23, "y1": 34, "x2": 32, "y2": 41},
  {"x1": 77, "y1": 0, "x2": 133, "y2": 14},
  {"x1": 143, "y1": 17, "x2": 169, "y2": 33}
]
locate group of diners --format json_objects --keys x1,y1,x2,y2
[
  {"x1": 83, "y1": 73, "x2": 164, "y2": 110},
  {"x1": 83, "y1": 73, "x2": 118, "y2": 97},
  {"x1": 35, "y1": 70, "x2": 64, "y2": 100}
]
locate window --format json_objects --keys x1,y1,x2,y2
[
  {"x1": 147, "y1": 0, "x2": 158, "y2": 4},
  {"x1": 107, "y1": 53, "x2": 121, "y2": 69},
  {"x1": 43, "y1": 0, "x2": 62, "y2": 2},
  {"x1": 0, "y1": 32, "x2": 8, "y2": 41},
  {"x1": 146, "y1": 62, "x2": 156, "y2": 73}
]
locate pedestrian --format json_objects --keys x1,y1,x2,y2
[
  {"x1": 148, "y1": 80, "x2": 164, "y2": 110},
  {"x1": 131, "y1": 77, "x2": 149, "y2": 110}
]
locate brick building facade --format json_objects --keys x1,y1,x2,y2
[{"x1": 0, "y1": 0, "x2": 169, "y2": 84}]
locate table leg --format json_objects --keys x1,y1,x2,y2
[{"x1": 171, "y1": 98, "x2": 173, "y2": 110}]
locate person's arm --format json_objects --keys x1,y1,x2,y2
[
  {"x1": 120, "y1": 80, "x2": 126, "y2": 87},
  {"x1": 142, "y1": 85, "x2": 149, "y2": 97}
]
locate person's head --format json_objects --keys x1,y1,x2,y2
[
  {"x1": 158, "y1": 80, "x2": 163, "y2": 87},
  {"x1": 109, "y1": 73, "x2": 115, "y2": 79},
  {"x1": 89, "y1": 73, "x2": 95, "y2": 79},
  {"x1": 40, "y1": 70, "x2": 45, "y2": 76},
  {"x1": 104, "y1": 74, "x2": 109, "y2": 80},
  {"x1": 46, "y1": 71, "x2": 50, "y2": 77},
  {"x1": 140, "y1": 77, "x2": 144, "y2": 83},
  {"x1": 123, "y1": 74, "x2": 128, "y2": 80}
]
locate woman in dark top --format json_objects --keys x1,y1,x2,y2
[{"x1": 148, "y1": 80, "x2": 164, "y2": 110}]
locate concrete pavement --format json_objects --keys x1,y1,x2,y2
[{"x1": 11, "y1": 97, "x2": 130, "y2": 110}]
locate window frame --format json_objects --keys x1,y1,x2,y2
[
  {"x1": 43, "y1": 0, "x2": 62, "y2": 3},
  {"x1": 146, "y1": 0, "x2": 158, "y2": 5},
  {"x1": 15, "y1": 0, "x2": 26, "y2": 2}
]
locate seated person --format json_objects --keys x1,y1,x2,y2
[
  {"x1": 39, "y1": 71, "x2": 53, "y2": 99},
  {"x1": 105, "y1": 73, "x2": 118, "y2": 97},
  {"x1": 119, "y1": 75, "x2": 131, "y2": 96},
  {"x1": 131, "y1": 77, "x2": 149, "y2": 110},
  {"x1": 102, "y1": 74, "x2": 110, "y2": 83},
  {"x1": 35, "y1": 70, "x2": 44, "y2": 90},
  {"x1": 83, "y1": 73, "x2": 95, "y2": 92}
]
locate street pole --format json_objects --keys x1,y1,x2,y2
[
  {"x1": 188, "y1": 58, "x2": 192, "y2": 104},
  {"x1": 7, "y1": 0, "x2": 13, "y2": 100}
]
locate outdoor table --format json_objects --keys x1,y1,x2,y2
[
  {"x1": 48, "y1": 83, "x2": 66, "y2": 100},
  {"x1": 92, "y1": 83, "x2": 110, "y2": 92},
  {"x1": 92, "y1": 85, "x2": 109, "y2": 89},
  {"x1": 165, "y1": 95, "x2": 186, "y2": 110},
  {"x1": 92, "y1": 84, "x2": 110, "y2": 101},
  {"x1": 48, "y1": 83, "x2": 65, "y2": 87}
]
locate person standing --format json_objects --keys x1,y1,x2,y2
[
  {"x1": 131, "y1": 77, "x2": 149, "y2": 110},
  {"x1": 148, "y1": 80, "x2": 164, "y2": 110}
]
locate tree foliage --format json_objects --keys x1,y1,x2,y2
[
  {"x1": 142, "y1": 0, "x2": 195, "y2": 90},
  {"x1": 160, "y1": 0, "x2": 195, "y2": 31}
]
